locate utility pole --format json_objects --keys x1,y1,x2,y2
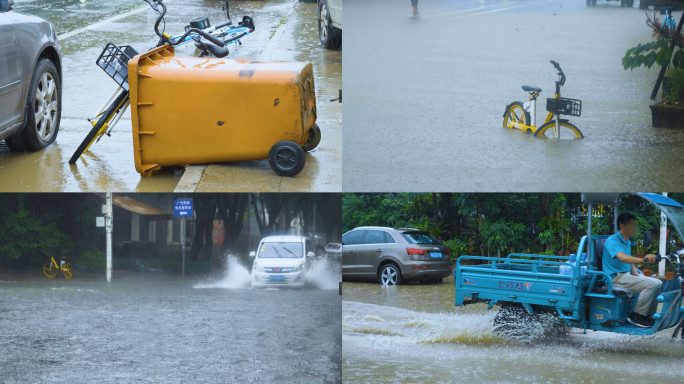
[
  {"x1": 181, "y1": 217, "x2": 186, "y2": 279},
  {"x1": 106, "y1": 192, "x2": 113, "y2": 283},
  {"x1": 658, "y1": 192, "x2": 668, "y2": 276}
]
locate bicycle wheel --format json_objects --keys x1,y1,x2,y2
[
  {"x1": 534, "y1": 120, "x2": 584, "y2": 140},
  {"x1": 503, "y1": 102, "x2": 530, "y2": 132},
  {"x1": 69, "y1": 90, "x2": 129, "y2": 164},
  {"x1": 43, "y1": 263, "x2": 58, "y2": 278},
  {"x1": 62, "y1": 263, "x2": 73, "y2": 279}
]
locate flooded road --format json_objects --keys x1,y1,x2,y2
[
  {"x1": 1, "y1": 0, "x2": 340, "y2": 192},
  {"x1": 0, "y1": 273, "x2": 341, "y2": 383},
  {"x1": 343, "y1": 0, "x2": 684, "y2": 192},
  {"x1": 343, "y1": 276, "x2": 684, "y2": 383}
]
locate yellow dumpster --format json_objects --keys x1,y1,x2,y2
[{"x1": 127, "y1": 45, "x2": 319, "y2": 177}]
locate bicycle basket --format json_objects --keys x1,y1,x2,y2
[
  {"x1": 96, "y1": 43, "x2": 139, "y2": 91},
  {"x1": 546, "y1": 97, "x2": 581, "y2": 117}
]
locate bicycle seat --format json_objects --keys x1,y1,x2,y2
[{"x1": 522, "y1": 85, "x2": 542, "y2": 93}]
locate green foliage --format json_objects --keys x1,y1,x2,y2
[
  {"x1": 622, "y1": 36, "x2": 684, "y2": 72},
  {"x1": 442, "y1": 237, "x2": 472, "y2": 263},
  {"x1": 0, "y1": 206, "x2": 71, "y2": 267},
  {"x1": 344, "y1": 193, "x2": 684, "y2": 258},
  {"x1": 479, "y1": 220, "x2": 526, "y2": 256},
  {"x1": 664, "y1": 68, "x2": 684, "y2": 102},
  {"x1": 79, "y1": 251, "x2": 106, "y2": 272}
]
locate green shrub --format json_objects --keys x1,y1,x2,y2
[{"x1": 79, "y1": 251, "x2": 106, "y2": 272}]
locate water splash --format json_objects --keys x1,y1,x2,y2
[
  {"x1": 194, "y1": 253, "x2": 252, "y2": 289},
  {"x1": 303, "y1": 257, "x2": 341, "y2": 290}
]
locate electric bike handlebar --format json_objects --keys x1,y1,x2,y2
[{"x1": 550, "y1": 60, "x2": 566, "y2": 86}]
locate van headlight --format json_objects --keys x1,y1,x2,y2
[
  {"x1": 253, "y1": 262, "x2": 264, "y2": 272},
  {"x1": 293, "y1": 264, "x2": 304, "y2": 272}
]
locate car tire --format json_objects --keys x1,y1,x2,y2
[
  {"x1": 268, "y1": 140, "x2": 306, "y2": 177},
  {"x1": 19, "y1": 58, "x2": 61, "y2": 151},
  {"x1": 378, "y1": 263, "x2": 403, "y2": 285},
  {"x1": 319, "y1": 0, "x2": 341, "y2": 49},
  {"x1": 5, "y1": 135, "x2": 25, "y2": 151}
]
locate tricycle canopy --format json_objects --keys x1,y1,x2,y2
[{"x1": 581, "y1": 193, "x2": 684, "y2": 248}]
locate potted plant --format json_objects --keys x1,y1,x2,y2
[{"x1": 622, "y1": 13, "x2": 684, "y2": 128}]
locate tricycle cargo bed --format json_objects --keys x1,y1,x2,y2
[{"x1": 455, "y1": 255, "x2": 580, "y2": 311}]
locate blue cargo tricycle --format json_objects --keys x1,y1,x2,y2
[{"x1": 454, "y1": 193, "x2": 684, "y2": 340}]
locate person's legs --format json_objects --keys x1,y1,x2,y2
[
  {"x1": 411, "y1": 0, "x2": 419, "y2": 18},
  {"x1": 613, "y1": 273, "x2": 663, "y2": 316}
]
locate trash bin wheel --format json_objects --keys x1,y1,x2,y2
[
  {"x1": 301, "y1": 124, "x2": 322, "y2": 152},
  {"x1": 268, "y1": 140, "x2": 306, "y2": 177}
]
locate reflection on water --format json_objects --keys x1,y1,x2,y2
[{"x1": 343, "y1": 276, "x2": 684, "y2": 383}]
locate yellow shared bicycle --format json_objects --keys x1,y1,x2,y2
[
  {"x1": 42, "y1": 256, "x2": 72, "y2": 279},
  {"x1": 503, "y1": 60, "x2": 584, "y2": 140}
]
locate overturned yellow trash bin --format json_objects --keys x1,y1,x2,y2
[{"x1": 127, "y1": 45, "x2": 319, "y2": 177}]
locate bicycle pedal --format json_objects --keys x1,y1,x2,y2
[{"x1": 106, "y1": 133, "x2": 111, "y2": 137}]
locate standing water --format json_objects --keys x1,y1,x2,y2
[{"x1": 343, "y1": 276, "x2": 684, "y2": 383}]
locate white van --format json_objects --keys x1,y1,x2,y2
[{"x1": 250, "y1": 235, "x2": 315, "y2": 287}]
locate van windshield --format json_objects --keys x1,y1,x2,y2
[{"x1": 258, "y1": 242, "x2": 303, "y2": 258}]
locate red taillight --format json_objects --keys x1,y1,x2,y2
[
  {"x1": 407, "y1": 247, "x2": 426, "y2": 255},
  {"x1": 412, "y1": 266, "x2": 429, "y2": 270},
  {"x1": 444, "y1": 249, "x2": 450, "y2": 256}
]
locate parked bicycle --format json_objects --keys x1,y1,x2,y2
[
  {"x1": 503, "y1": 60, "x2": 584, "y2": 140},
  {"x1": 69, "y1": 0, "x2": 254, "y2": 164},
  {"x1": 661, "y1": 7, "x2": 676, "y2": 31},
  {"x1": 42, "y1": 256, "x2": 72, "y2": 279}
]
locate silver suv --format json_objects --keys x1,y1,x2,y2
[
  {"x1": 0, "y1": 0, "x2": 62, "y2": 151},
  {"x1": 342, "y1": 226, "x2": 452, "y2": 285}
]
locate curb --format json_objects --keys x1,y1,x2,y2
[{"x1": 174, "y1": 0, "x2": 298, "y2": 193}]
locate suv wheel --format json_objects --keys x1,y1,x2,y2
[
  {"x1": 17, "y1": 58, "x2": 61, "y2": 151},
  {"x1": 378, "y1": 263, "x2": 402, "y2": 285},
  {"x1": 319, "y1": 0, "x2": 341, "y2": 49}
]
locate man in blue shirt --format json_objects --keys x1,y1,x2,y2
[{"x1": 603, "y1": 213, "x2": 661, "y2": 328}]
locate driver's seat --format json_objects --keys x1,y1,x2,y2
[{"x1": 591, "y1": 237, "x2": 634, "y2": 299}]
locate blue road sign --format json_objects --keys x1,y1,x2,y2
[{"x1": 174, "y1": 198, "x2": 193, "y2": 218}]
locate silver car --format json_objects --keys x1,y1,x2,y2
[
  {"x1": 0, "y1": 0, "x2": 62, "y2": 151},
  {"x1": 342, "y1": 226, "x2": 452, "y2": 285},
  {"x1": 318, "y1": 0, "x2": 341, "y2": 49}
]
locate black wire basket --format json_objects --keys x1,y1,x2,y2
[
  {"x1": 96, "y1": 43, "x2": 139, "y2": 91},
  {"x1": 546, "y1": 97, "x2": 582, "y2": 117}
]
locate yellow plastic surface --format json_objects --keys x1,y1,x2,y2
[{"x1": 128, "y1": 45, "x2": 317, "y2": 176}]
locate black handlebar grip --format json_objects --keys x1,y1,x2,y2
[
  {"x1": 550, "y1": 60, "x2": 559, "y2": 68},
  {"x1": 206, "y1": 44, "x2": 229, "y2": 58},
  {"x1": 199, "y1": 31, "x2": 226, "y2": 47}
]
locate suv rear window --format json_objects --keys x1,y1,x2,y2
[
  {"x1": 342, "y1": 230, "x2": 364, "y2": 245},
  {"x1": 401, "y1": 231, "x2": 442, "y2": 245}
]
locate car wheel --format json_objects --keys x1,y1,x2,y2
[
  {"x1": 319, "y1": 0, "x2": 341, "y2": 49},
  {"x1": 19, "y1": 58, "x2": 61, "y2": 151},
  {"x1": 378, "y1": 263, "x2": 402, "y2": 285}
]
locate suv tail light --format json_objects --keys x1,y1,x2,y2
[{"x1": 406, "y1": 247, "x2": 426, "y2": 255}]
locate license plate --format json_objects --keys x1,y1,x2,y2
[
  {"x1": 269, "y1": 275, "x2": 285, "y2": 281},
  {"x1": 430, "y1": 252, "x2": 442, "y2": 258}
]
